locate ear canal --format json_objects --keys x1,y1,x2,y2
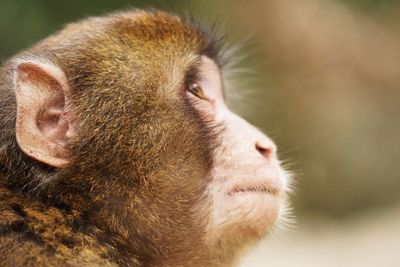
[{"x1": 14, "y1": 59, "x2": 75, "y2": 168}]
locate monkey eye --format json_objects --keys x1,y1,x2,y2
[{"x1": 188, "y1": 83, "x2": 207, "y2": 100}]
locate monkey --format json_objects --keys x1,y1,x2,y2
[{"x1": 0, "y1": 9, "x2": 291, "y2": 267}]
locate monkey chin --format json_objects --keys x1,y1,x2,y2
[
  {"x1": 202, "y1": 183, "x2": 285, "y2": 266},
  {"x1": 228, "y1": 189, "x2": 282, "y2": 235},
  {"x1": 205, "y1": 179, "x2": 285, "y2": 248}
]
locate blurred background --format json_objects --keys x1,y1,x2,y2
[{"x1": 1, "y1": 0, "x2": 399, "y2": 266}]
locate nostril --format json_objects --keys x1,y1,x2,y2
[{"x1": 255, "y1": 142, "x2": 273, "y2": 158}]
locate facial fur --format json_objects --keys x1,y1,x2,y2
[{"x1": 0, "y1": 9, "x2": 291, "y2": 267}]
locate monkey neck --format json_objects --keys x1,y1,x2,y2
[
  {"x1": 0, "y1": 166, "x2": 232, "y2": 267},
  {"x1": 0, "y1": 155, "x2": 225, "y2": 266},
  {"x1": 45, "y1": 170, "x2": 217, "y2": 267},
  {"x1": 0, "y1": 150, "x2": 234, "y2": 264}
]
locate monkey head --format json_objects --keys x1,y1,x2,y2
[{"x1": 1, "y1": 9, "x2": 292, "y2": 266}]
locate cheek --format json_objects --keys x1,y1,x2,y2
[
  {"x1": 202, "y1": 111, "x2": 289, "y2": 243},
  {"x1": 189, "y1": 100, "x2": 231, "y2": 126}
]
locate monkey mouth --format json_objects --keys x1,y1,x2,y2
[{"x1": 228, "y1": 182, "x2": 281, "y2": 196}]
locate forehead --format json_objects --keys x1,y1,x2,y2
[
  {"x1": 114, "y1": 10, "x2": 221, "y2": 61},
  {"x1": 112, "y1": 12, "x2": 207, "y2": 87},
  {"x1": 70, "y1": 10, "x2": 220, "y2": 63},
  {"x1": 104, "y1": 12, "x2": 204, "y2": 77},
  {"x1": 108, "y1": 11, "x2": 202, "y2": 55}
]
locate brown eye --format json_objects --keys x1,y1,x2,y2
[{"x1": 188, "y1": 83, "x2": 206, "y2": 99}]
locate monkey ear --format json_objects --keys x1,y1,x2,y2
[{"x1": 14, "y1": 59, "x2": 75, "y2": 168}]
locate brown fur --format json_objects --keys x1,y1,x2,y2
[{"x1": 0, "y1": 10, "x2": 226, "y2": 266}]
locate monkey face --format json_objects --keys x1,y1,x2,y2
[{"x1": 185, "y1": 57, "x2": 290, "y2": 247}]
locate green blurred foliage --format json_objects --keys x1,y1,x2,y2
[{"x1": 343, "y1": 0, "x2": 397, "y2": 10}]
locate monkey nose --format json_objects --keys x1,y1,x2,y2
[{"x1": 255, "y1": 141, "x2": 276, "y2": 159}]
